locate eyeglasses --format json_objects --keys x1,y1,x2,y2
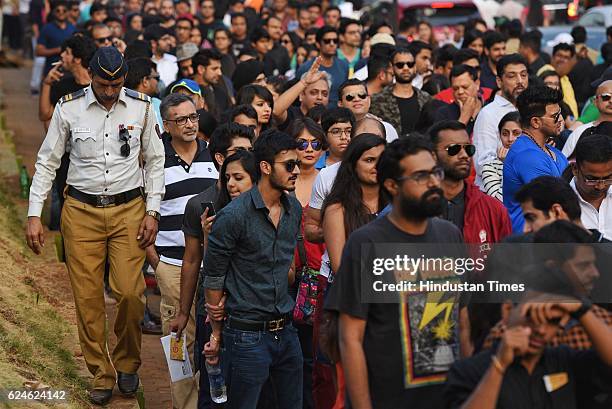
[
  {"x1": 445, "y1": 144, "x2": 476, "y2": 157},
  {"x1": 597, "y1": 93, "x2": 612, "y2": 102},
  {"x1": 147, "y1": 74, "x2": 160, "y2": 81},
  {"x1": 344, "y1": 92, "x2": 368, "y2": 102},
  {"x1": 328, "y1": 127, "x2": 352, "y2": 138},
  {"x1": 540, "y1": 110, "x2": 562, "y2": 123},
  {"x1": 578, "y1": 167, "x2": 612, "y2": 186},
  {"x1": 165, "y1": 113, "x2": 200, "y2": 126},
  {"x1": 95, "y1": 36, "x2": 113, "y2": 44},
  {"x1": 394, "y1": 61, "x2": 415, "y2": 69},
  {"x1": 322, "y1": 38, "x2": 338, "y2": 45},
  {"x1": 119, "y1": 127, "x2": 130, "y2": 158},
  {"x1": 396, "y1": 167, "x2": 445, "y2": 185},
  {"x1": 297, "y1": 139, "x2": 323, "y2": 151},
  {"x1": 274, "y1": 159, "x2": 301, "y2": 172}
]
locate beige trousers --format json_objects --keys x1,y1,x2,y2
[
  {"x1": 155, "y1": 260, "x2": 199, "y2": 409},
  {"x1": 61, "y1": 195, "x2": 146, "y2": 389}
]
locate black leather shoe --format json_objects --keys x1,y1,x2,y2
[
  {"x1": 117, "y1": 372, "x2": 139, "y2": 396},
  {"x1": 89, "y1": 389, "x2": 112, "y2": 405}
]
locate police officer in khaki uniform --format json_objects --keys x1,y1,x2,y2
[{"x1": 25, "y1": 47, "x2": 165, "y2": 405}]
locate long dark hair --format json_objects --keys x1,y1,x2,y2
[
  {"x1": 215, "y1": 150, "x2": 259, "y2": 211},
  {"x1": 321, "y1": 133, "x2": 387, "y2": 238}
]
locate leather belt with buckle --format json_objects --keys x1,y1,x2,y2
[
  {"x1": 226, "y1": 315, "x2": 291, "y2": 332},
  {"x1": 67, "y1": 186, "x2": 143, "y2": 208}
]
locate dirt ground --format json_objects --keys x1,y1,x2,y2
[{"x1": 3, "y1": 66, "x2": 173, "y2": 409}]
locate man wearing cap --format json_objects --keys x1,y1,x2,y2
[
  {"x1": 145, "y1": 24, "x2": 179, "y2": 88},
  {"x1": 25, "y1": 47, "x2": 165, "y2": 406},
  {"x1": 176, "y1": 42, "x2": 199, "y2": 80},
  {"x1": 171, "y1": 78, "x2": 206, "y2": 107}
]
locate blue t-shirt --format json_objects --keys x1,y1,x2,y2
[
  {"x1": 503, "y1": 135, "x2": 569, "y2": 233},
  {"x1": 296, "y1": 57, "x2": 349, "y2": 107},
  {"x1": 38, "y1": 21, "x2": 76, "y2": 74}
]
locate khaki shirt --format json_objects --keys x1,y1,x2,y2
[{"x1": 28, "y1": 86, "x2": 165, "y2": 217}]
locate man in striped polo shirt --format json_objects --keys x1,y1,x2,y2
[{"x1": 146, "y1": 93, "x2": 218, "y2": 408}]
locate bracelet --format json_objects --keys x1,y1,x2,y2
[
  {"x1": 491, "y1": 355, "x2": 506, "y2": 374},
  {"x1": 210, "y1": 333, "x2": 220, "y2": 343}
]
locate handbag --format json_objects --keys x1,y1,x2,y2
[{"x1": 292, "y1": 234, "x2": 320, "y2": 325}]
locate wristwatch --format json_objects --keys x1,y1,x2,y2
[
  {"x1": 146, "y1": 210, "x2": 161, "y2": 222},
  {"x1": 570, "y1": 298, "x2": 592, "y2": 320}
]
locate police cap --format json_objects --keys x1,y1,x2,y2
[{"x1": 89, "y1": 46, "x2": 128, "y2": 81}]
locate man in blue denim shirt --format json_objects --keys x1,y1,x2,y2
[{"x1": 203, "y1": 129, "x2": 303, "y2": 408}]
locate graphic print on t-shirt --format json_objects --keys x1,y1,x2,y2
[{"x1": 399, "y1": 289, "x2": 460, "y2": 388}]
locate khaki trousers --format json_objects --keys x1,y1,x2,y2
[
  {"x1": 61, "y1": 195, "x2": 146, "y2": 389},
  {"x1": 155, "y1": 261, "x2": 199, "y2": 409}
]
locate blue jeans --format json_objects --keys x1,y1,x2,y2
[{"x1": 222, "y1": 324, "x2": 303, "y2": 409}]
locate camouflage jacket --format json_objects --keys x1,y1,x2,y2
[{"x1": 370, "y1": 85, "x2": 432, "y2": 134}]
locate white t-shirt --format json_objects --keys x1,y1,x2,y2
[
  {"x1": 309, "y1": 161, "x2": 341, "y2": 210},
  {"x1": 153, "y1": 53, "x2": 179, "y2": 88},
  {"x1": 353, "y1": 65, "x2": 368, "y2": 81},
  {"x1": 309, "y1": 161, "x2": 341, "y2": 278},
  {"x1": 562, "y1": 121, "x2": 595, "y2": 158},
  {"x1": 383, "y1": 121, "x2": 399, "y2": 142},
  {"x1": 571, "y1": 178, "x2": 612, "y2": 240}
]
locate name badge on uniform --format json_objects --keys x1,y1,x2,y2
[
  {"x1": 73, "y1": 127, "x2": 91, "y2": 133},
  {"x1": 543, "y1": 372, "x2": 568, "y2": 392}
]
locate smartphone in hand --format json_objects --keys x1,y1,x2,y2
[{"x1": 202, "y1": 202, "x2": 216, "y2": 217}]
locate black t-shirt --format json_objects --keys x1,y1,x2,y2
[
  {"x1": 328, "y1": 216, "x2": 464, "y2": 409},
  {"x1": 263, "y1": 44, "x2": 290, "y2": 76},
  {"x1": 182, "y1": 183, "x2": 219, "y2": 316},
  {"x1": 278, "y1": 105, "x2": 304, "y2": 132},
  {"x1": 396, "y1": 93, "x2": 420, "y2": 135},
  {"x1": 50, "y1": 75, "x2": 88, "y2": 107}
]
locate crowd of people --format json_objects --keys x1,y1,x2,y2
[{"x1": 19, "y1": 0, "x2": 612, "y2": 408}]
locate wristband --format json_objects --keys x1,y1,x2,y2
[
  {"x1": 491, "y1": 355, "x2": 506, "y2": 374},
  {"x1": 570, "y1": 298, "x2": 592, "y2": 320}
]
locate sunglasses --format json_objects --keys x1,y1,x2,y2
[
  {"x1": 322, "y1": 38, "x2": 338, "y2": 45},
  {"x1": 445, "y1": 144, "x2": 476, "y2": 157},
  {"x1": 540, "y1": 110, "x2": 562, "y2": 123},
  {"x1": 394, "y1": 61, "x2": 415, "y2": 69},
  {"x1": 95, "y1": 36, "x2": 113, "y2": 44},
  {"x1": 344, "y1": 92, "x2": 368, "y2": 102},
  {"x1": 597, "y1": 93, "x2": 612, "y2": 102},
  {"x1": 274, "y1": 159, "x2": 301, "y2": 172},
  {"x1": 119, "y1": 127, "x2": 130, "y2": 158},
  {"x1": 297, "y1": 139, "x2": 323, "y2": 151}
]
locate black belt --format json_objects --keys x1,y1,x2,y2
[
  {"x1": 226, "y1": 314, "x2": 291, "y2": 332},
  {"x1": 67, "y1": 186, "x2": 142, "y2": 208}
]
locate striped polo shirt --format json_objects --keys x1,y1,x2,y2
[{"x1": 155, "y1": 136, "x2": 218, "y2": 266}]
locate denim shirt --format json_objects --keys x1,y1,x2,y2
[{"x1": 202, "y1": 186, "x2": 302, "y2": 321}]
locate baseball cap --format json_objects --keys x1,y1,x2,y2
[
  {"x1": 370, "y1": 33, "x2": 396, "y2": 47},
  {"x1": 546, "y1": 33, "x2": 573, "y2": 49},
  {"x1": 170, "y1": 79, "x2": 202, "y2": 97},
  {"x1": 176, "y1": 42, "x2": 199, "y2": 62}
]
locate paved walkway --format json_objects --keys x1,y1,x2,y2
[{"x1": 3, "y1": 66, "x2": 173, "y2": 409}]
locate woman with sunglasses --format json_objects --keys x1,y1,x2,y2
[
  {"x1": 237, "y1": 84, "x2": 275, "y2": 137},
  {"x1": 319, "y1": 133, "x2": 387, "y2": 409},
  {"x1": 281, "y1": 32, "x2": 302, "y2": 74},
  {"x1": 481, "y1": 111, "x2": 522, "y2": 201}
]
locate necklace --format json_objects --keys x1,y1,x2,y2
[{"x1": 524, "y1": 131, "x2": 554, "y2": 160}]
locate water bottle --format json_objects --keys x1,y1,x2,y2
[
  {"x1": 205, "y1": 360, "x2": 227, "y2": 403},
  {"x1": 20, "y1": 165, "x2": 30, "y2": 199}
]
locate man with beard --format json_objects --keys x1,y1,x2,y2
[
  {"x1": 192, "y1": 49, "x2": 232, "y2": 121},
  {"x1": 25, "y1": 47, "x2": 165, "y2": 405},
  {"x1": 370, "y1": 48, "x2": 432, "y2": 135},
  {"x1": 473, "y1": 54, "x2": 528, "y2": 188},
  {"x1": 296, "y1": 26, "x2": 349, "y2": 107},
  {"x1": 145, "y1": 24, "x2": 178, "y2": 88},
  {"x1": 430, "y1": 120, "x2": 511, "y2": 247},
  {"x1": 504, "y1": 85, "x2": 568, "y2": 233},
  {"x1": 330, "y1": 136, "x2": 465, "y2": 409},
  {"x1": 480, "y1": 31, "x2": 507, "y2": 90},
  {"x1": 202, "y1": 130, "x2": 304, "y2": 408},
  {"x1": 147, "y1": 94, "x2": 218, "y2": 409}
]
